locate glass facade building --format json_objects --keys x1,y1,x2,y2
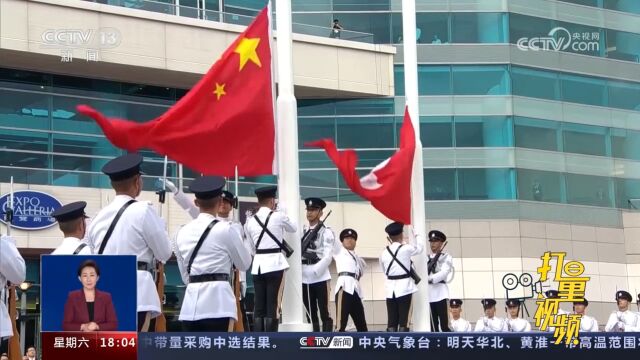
[{"x1": 4, "y1": 0, "x2": 639, "y2": 211}]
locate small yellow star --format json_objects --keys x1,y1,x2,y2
[
  {"x1": 234, "y1": 37, "x2": 262, "y2": 71},
  {"x1": 213, "y1": 83, "x2": 226, "y2": 100}
]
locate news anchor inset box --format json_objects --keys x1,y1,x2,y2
[{"x1": 41, "y1": 255, "x2": 137, "y2": 332}]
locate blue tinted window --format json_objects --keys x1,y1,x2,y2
[
  {"x1": 561, "y1": 73, "x2": 608, "y2": 107},
  {"x1": 608, "y1": 80, "x2": 640, "y2": 111},
  {"x1": 603, "y1": 0, "x2": 640, "y2": 15},
  {"x1": 512, "y1": 67, "x2": 560, "y2": 101},
  {"x1": 562, "y1": 123, "x2": 608, "y2": 157},
  {"x1": 394, "y1": 66, "x2": 405, "y2": 96},
  {"x1": 415, "y1": 13, "x2": 449, "y2": 44},
  {"x1": 611, "y1": 128, "x2": 640, "y2": 161},
  {"x1": 509, "y1": 14, "x2": 556, "y2": 45},
  {"x1": 566, "y1": 173, "x2": 613, "y2": 207},
  {"x1": 452, "y1": 65, "x2": 510, "y2": 95},
  {"x1": 615, "y1": 178, "x2": 640, "y2": 209},
  {"x1": 424, "y1": 169, "x2": 456, "y2": 200},
  {"x1": 336, "y1": 116, "x2": 395, "y2": 148},
  {"x1": 451, "y1": 13, "x2": 507, "y2": 43},
  {"x1": 332, "y1": 12, "x2": 391, "y2": 43},
  {"x1": 0, "y1": 89, "x2": 51, "y2": 130},
  {"x1": 517, "y1": 169, "x2": 564, "y2": 203},
  {"x1": 557, "y1": 21, "x2": 602, "y2": 57},
  {"x1": 458, "y1": 168, "x2": 515, "y2": 200},
  {"x1": 454, "y1": 116, "x2": 513, "y2": 147},
  {"x1": 421, "y1": 116, "x2": 453, "y2": 147},
  {"x1": 333, "y1": 0, "x2": 390, "y2": 11},
  {"x1": 514, "y1": 117, "x2": 560, "y2": 152},
  {"x1": 418, "y1": 66, "x2": 451, "y2": 95},
  {"x1": 606, "y1": 29, "x2": 640, "y2": 62}
]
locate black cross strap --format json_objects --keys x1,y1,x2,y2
[
  {"x1": 187, "y1": 219, "x2": 219, "y2": 275},
  {"x1": 73, "y1": 243, "x2": 87, "y2": 255},
  {"x1": 385, "y1": 244, "x2": 412, "y2": 278},
  {"x1": 98, "y1": 199, "x2": 136, "y2": 254},
  {"x1": 347, "y1": 250, "x2": 362, "y2": 278},
  {"x1": 253, "y1": 211, "x2": 287, "y2": 252}
]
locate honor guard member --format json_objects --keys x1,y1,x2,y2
[
  {"x1": 379, "y1": 222, "x2": 424, "y2": 332},
  {"x1": 474, "y1": 299, "x2": 508, "y2": 332},
  {"x1": 301, "y1": 197, "x2": 337, "y2": 332},
  {"x1": 174, "y1": 176, "x2": 252, "y2": 332},
  {"x1": 334, "y1": 228, "x2": 368, "y2": 332},
  {"x1": 605, "y1": 290, "x2": 640, "y2": 332},
  {"x1": 543, "y1": 289, "x2": 569, "y2": 332},
  {"x1": 573, "y1": 298, "x2": 599, "y2": 332},
  {"x1": 505, "y1": 299, "x2": 531, "y2": 332},
  {"x1": 50, "y1": 201, "x2": 91, "y2": 255},
  {"x1": 218, "y1": 190, "x2": 249, "y2": 328},
  {"x1": 449, "y1": 299, "x2": 471, "y2": 332},
  {"x1": 0, "y1": 235, "x2": 26, "y2": 348},
  {"x1": 245, "y1": 186, "x2": 297, "y2": 332},
  {"x1": 427, "y1": 230, "x2": 453, "y2": 332},
  {"x1": 86, "y1": 153, "x2": 172, "y2": 332}
]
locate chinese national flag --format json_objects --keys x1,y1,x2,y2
[
  {"x1": 77, "y1": 7, "x2": 275, "y2": 176},
  {"x1": 306, "y1": 107, "x2": 415, "y2": 224}
]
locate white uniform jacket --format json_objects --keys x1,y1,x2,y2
[
  {"x1": 450, "y1": 317, "x2": 472, "y2": 332},
  {"x1": 87, "y1": 195, "x2": 172, "y2": 316},
  {"x1": 427, "y1": 252, "x2": 453, "y2": 303},
  {"x1": 333, "y1": 245, "x2": 366, "y2": 298},
  {"x1": 51, "y1": 237, "x2": 91, "y2": 255},
  {"x1": 604, "y1": 310, "x2": 640, "y2": 332},
  {"x1": 301, "y1": 224, "x2": 337, "y2": 284},
  {"x1": 174, "y1": 213, "x2": 252, "y2": 321},
  {"x1": 0, "y1": 235, "x2": 26, "y2": 338},
  {"x1": 379, "y1": 234, "x2": 424, "y2": 299},
  {"x1": 245, "y1": 207, "x2": 297, "y2": 275},
  {"x1": 474, "y1": 316, "x2": 508, "y2": 332}
]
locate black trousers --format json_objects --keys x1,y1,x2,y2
[
  {"x1": 0, "y1": 338, "x2": 7, "y2": 355},
  {"x1": 386, "y1": 293, "x2": 413, "y2": 330},
  {"x1": 182, "y1": 317, "x2": 231, "y2": 332},
  {"x1": 302, "y1": 281, "x2": 332, "y2": 325},
  {"x1": 253, "y1": 270, "x2": 284, "y2": 318},
  {"x1": 430, "y1": 298, "x2": 451, "y2": 332},
  {"x1": 335, "y1": 288, "x2": 368, "y2": 332},
  {"x1": 137, "y1": 311, "x2": 157, "y2": 332}
]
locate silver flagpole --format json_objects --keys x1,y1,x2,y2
[
  {"x1": 274, "y1": 0, "x2": 308, "y2": 331},
  {"x1": 402, "y1": 0, "x2": 430, "y2": 331}
]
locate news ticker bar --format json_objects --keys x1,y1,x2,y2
[{"x1": 42, "y1": 332, "x2": 640, "y2": 360}]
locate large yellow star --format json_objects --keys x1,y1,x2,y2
[
  {"x1": 213, "y1": 83, "x2": 226, "y2": 100},
  {"x1": 234, "y1": 37, "x2": 262, "y2": 71}
]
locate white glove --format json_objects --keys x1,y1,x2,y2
[
  {"x1": 158, "y1": 178, "x2": 178, "y2": 194},
  {"x1": 617, "y1": 321, "x2": 625, "y2": 331},
  {"x1": 275, "y1": 202, "x2": 286, "y2": 213},
  {"x1": 1, "y1": 234, "x2": 15, "y2": 245},
  {"x1": 240, "y1": 281, "x2": 247, "y2": 298}
]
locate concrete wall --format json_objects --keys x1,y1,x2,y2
[{"x1": 0, "y1": 0, "x2": 395, "y2": 98}]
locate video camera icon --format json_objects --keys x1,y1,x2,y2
[{"x1": 501, "y1": 273, "x2": 545, "y2": 300}]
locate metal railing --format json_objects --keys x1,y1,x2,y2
[{"x1": 84, "y1": 0, "x2": 374, "y2": 43}]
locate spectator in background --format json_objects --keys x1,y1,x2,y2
[
  {"x1": 26, "y1": 346, "x2": 37, "y2": 360},
  {"x1": 330, "y1": 19, "x2": 343, "y2": 38}
]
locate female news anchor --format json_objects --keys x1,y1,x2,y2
[{"x1": 62, "y1": 259, "x2": 118, "y2": 331}]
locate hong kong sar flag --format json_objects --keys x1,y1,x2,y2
[
  {"x1": 307, "y1": 107, "x2": 415, "y2": 224},
  {"x1": 77, "y1": 7, "x2": 275, "y2": 176}
]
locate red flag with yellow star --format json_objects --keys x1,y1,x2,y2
[{"x1": 76, "y1": 7, "x2": 274, "y2": 176}]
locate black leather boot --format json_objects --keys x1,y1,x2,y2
[
  {"x1": 322, "y1": 318, "x2": 334, "y2": 332},
  {"x1": 312, "y1": 322, "x2": 320, "y2": 332},
  {"x1": 399, "y1": 326, "x2": 410, "y2": 332},
  {"x1": 253, "y1": 317, "x2": 264, "y2": 332},
  {"x1": 387, "y1": 326, "x2": 397, "y2": 332},
  {"x1": 264, "y1": 317, "x2": 278, "y2": 332}
]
